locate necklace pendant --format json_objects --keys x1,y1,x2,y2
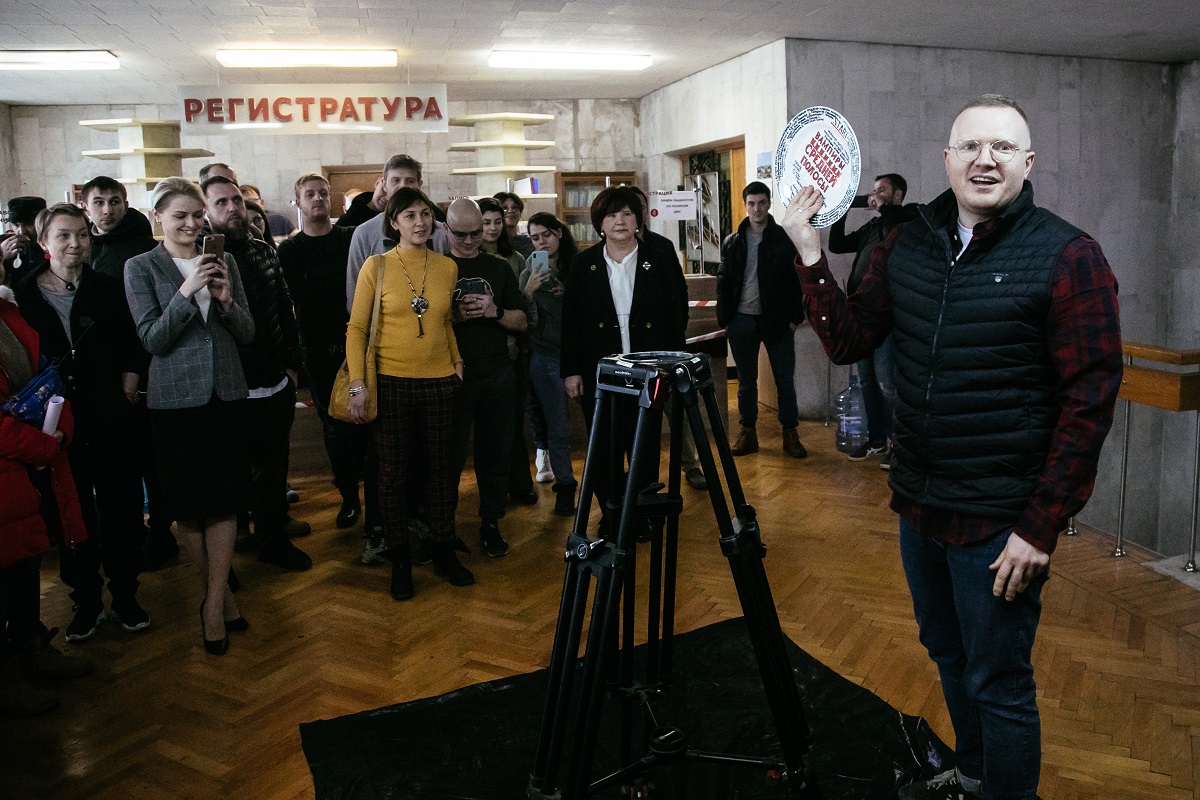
[{"x1": 411, "y1": 296, "x2": 430, "y2": 316}]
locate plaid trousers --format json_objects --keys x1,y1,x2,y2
[{"x1": 375, "y1": 374, "x2": 462, "y2": 545}]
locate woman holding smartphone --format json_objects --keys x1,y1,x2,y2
[
  {"x1": 519, "y1": 212, "x2": 579, "y2": 516},
  {"x1": 346, "y1": 187, "x2": 467, "y2": 601},
  {"x1": 124, "y1": 177, "x2": 255, "y2": 656}
]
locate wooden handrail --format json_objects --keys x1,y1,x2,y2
[{"x1": 1123, "y1": 342, "x2": 1200, "y2": 366}]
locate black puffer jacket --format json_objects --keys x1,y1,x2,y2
[
  {"x1": 89, "y1": 207, "x2": 157, "y2": 282},
  {"x1": 224, "y1": 234, "x2": 304, "y2": 390},
  {"x1": 715, "y1": 215, "x2": 803, "y2": 339}
]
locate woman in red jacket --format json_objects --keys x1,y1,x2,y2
[{"x1": 0, "y1": 292, "x2": 93, "y2": 718}]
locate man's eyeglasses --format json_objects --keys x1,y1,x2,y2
[
  {"x1": 950, "y1": 139, "x2": 1024, "y2": 163},
  {"x1": 449, "y1": 228, "x2": 483, "y2": 239}
]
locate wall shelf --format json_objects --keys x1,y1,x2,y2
[
  {"x1": 79, "y1": 118, "x2": 213, "y2": 213},
  {"x1": 449, "y1": 112, "x2": 557, "y2": 197}
]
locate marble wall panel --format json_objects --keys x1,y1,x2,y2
[{"x1": 9, "y1": 99, "x2": 642, "y2": 217}]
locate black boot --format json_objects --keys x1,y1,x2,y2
[
  {"x1": 431, "y1": 540, "x2": 475, "y2": 586},
  {"x1": 552, "y1": 483, "x2": 577, "y2": 517},
  {"x1": 384, "y1": 544, "x2": 414, "y2": 601}
]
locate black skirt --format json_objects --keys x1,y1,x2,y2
[{"x1": 148, "y1": 396, "x2": 250, "y2": 522}]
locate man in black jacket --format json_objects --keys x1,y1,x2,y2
[
  {"x1": 828, "y1": 173, "x2": 919, "y2": 468},
  {"x1": 81, "y1": 176, "x2": 179, "y2": 568},
  {"x1": 203, "y1": 175, "x2": 311, "y2": 572},
  {"x1": 82, "y1": 177, "x2": 157, "y2": 282},
  {"x1": 716, "y1": 181, "x2": 806, "y2": 458}
]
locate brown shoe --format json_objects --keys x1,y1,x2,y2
[
  {"x1": 731, "y1": 426, "x2": 758, "y2": 456},
  {"x1": 782, "y1": 427, "x2": 808, "y2": 459}
]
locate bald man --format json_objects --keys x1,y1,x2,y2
[
  {"x1": 782, "y1": 94, "x2": 1122, "y2": 799},
  {"x1": 445, "y1": 199, "x2": 529, "y2": 558}
]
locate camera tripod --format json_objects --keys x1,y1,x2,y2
[{"x1": 527, "y1": 352, "x2": 813, "y2": 799}]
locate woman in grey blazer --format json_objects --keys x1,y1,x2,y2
[{"x1": 124, "y1": 177, "x2": 254, "y2": 656}]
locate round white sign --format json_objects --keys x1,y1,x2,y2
[{"x1": 774, "y1": 106, "x2": 862, "y2": 229}]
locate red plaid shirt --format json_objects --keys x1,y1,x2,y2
[{"x1": 796, "y1": 214, "x2": 1122, "y2": 555}]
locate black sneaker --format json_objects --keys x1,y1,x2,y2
[
  {"x1": 108, "y1": 596, "x2": 151, "y2": 633},
  {"x1": 258, "y1": 538, "x2": 313, "y2": 571},
  {"x1": 64, "y1": 605, "x2": 106, "y2": 643},
  {"x1": 898, "y1": 769, "x2": 982, "y2": 800},
  {"x1": 684, "y1": 467, "x2": 708, "y2": 490},
  {"x1": 479, "y1": 519, "x2": 510, "y2": 558},
  {"x1": 848, "y1": 441, "x2": 889, "y2": 461},
  {"x1": 336, "y1": 497, "x2": 361, "y2": 529},
  {"x1": 509, "y1": 487, "x2": 538, "y2": 506}
]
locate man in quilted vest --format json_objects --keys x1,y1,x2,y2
[{"x1": 782, "y1": 94, "x2": 1123, "y2": 800}]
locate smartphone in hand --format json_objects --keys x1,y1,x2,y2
[
  {"x1": 528, "y1": 250, "x2": 550, "y2": 274},
  {"x1": 201, "y1": 234, "x2": 225, "y2": 262}
]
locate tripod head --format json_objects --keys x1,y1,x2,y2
[{"x1": 596, "y1": 351, "x2": 712, "y2": 408}]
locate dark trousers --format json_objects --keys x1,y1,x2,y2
[
  {"x1": 726, "y1": 312, "x2": 799, "y2": 429},
  {"x1": 61, "y1": 425, "x2": 146, "y2": 605},
  {"x1": 133, "y1": 403, "x2": 172, "y2": 537},
  {"x1": 580, "y1": 387, "x2": 662, "y2": 511},
  {"x1": 0, "y1": 556, "x2": 46, "y2": 661},
  {"x1": 242, "y1": 382, "x2": 296, "y2": 541},
  {"x1": 376, "y1": 375, "x2": 461, "y2": 545},
  {"x1": 508, "y1": 351, "x2": 535, "y2": 494},
  {"x1": 859, "y1": 334, "x2": 896, "y2": 446},
  {"x1": 453, "y1": 367, "x2": 516, "y2": 521},
  {"x1": 900, "y1": 520, "x2": 1045, "y2": 799},
  {"x1": 309, "y1": 350, "x2": 378, "y2": 527}
]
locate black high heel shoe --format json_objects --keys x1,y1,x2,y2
[
  {"x1": 200, "y1": 599, "x2": 230, "y2": 656},
  {"x1": 224, "y1": 616, "x2": 250, "y2": 633}
]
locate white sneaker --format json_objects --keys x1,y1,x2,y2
[
  {"x1": 361, "y1": 534, "x2": 387, "y2": 566},
  {"x1": 535, "y1": 448, "x2": 555, "y2": 483}
]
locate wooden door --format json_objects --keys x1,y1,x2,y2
[
  {"x1": 325, "y1": 165, "x2": 383, "y2": 221},
  {"x1": 728, "y1": 147, "x2": 746, "y2": 226}
]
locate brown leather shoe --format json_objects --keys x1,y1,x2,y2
[
  {"x1": 782, "y1": 427, "x2": 808, "y2": 459},
  {"x1": 731, "y1": 426, "x2": 758, "y2": 456}
]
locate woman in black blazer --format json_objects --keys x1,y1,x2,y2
[
  {"x1": 15, "y1": 203, "x2": 151, "y2": 643},
  {"x1": 560, "y1": 186, "x2": 687, "y2": 522}
]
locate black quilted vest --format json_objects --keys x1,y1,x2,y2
[{"x1": 887, "y1": 183, "x2": 1084, "y2": 519}]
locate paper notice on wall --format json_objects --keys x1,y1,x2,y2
[
  {"x1": 648, "y1": 190, "x2": 697, "y2": 221},
  {"x1": 774, "y1": 106, "x2": 861, "y2": 228}
]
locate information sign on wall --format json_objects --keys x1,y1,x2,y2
[
  {"x1": 180, "y1": 84, "x2": 449, "y2": 135},
  {"x1": 648, "y1": 190, "x2": 697, "y2": 221}
]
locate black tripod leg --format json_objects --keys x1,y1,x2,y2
[
  {"x1": 567, "y1": 403, "x2": 660, "y2": 799},
  {"x1": 683, "y1": 384, "x2": 812, "y2": 786}
]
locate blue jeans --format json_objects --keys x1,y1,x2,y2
[
  {"x1": 859, "y1": 334, "x2": 896, "y2": 446},
  {"x1": 899, "y1": 519, "x2": 1046, "y2": 800},
  {"x1": 527, "y1": 350, "x2": 576, "y2": 487},
  {"x1": 726, "y1": 313, "x2": 798, "y2": 429}
]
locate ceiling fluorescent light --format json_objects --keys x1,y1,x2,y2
[
  {"x1": 216, "y1": 49, "x2": 397, "y2": 69},
  {"x1": 0, "y1": 50, "x2": 119, "y2": 71},
  {"x1": 488, "y1": 50, "x2": 651, "y2": 71}
]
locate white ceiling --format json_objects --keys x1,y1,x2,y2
[{"x1": 1, "y1": 0, "x2": 1198, "y2": 106}]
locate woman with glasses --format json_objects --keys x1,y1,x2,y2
[
  {"x1": 345, "y1": 187, "x2": 468, "y2": 600},
  {"x1": 125, "y1": 178, "x2": 255, "y2": 656},
  {"x1": 14, "y1": 204, "x2": 151, "y2": 643},
  {"x1": 492, "y1": 192, "x2": 534, "y2": 258},
  {"x1": 519, "y1": 212, "x2": 579, "y2": 516}
]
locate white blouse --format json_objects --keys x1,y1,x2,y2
[
  {"x1": 604, "y1": 244, "x2": 639, "y2": 354},
  {"x1": 173, "y1": 255, "x2": 212, "y2": 321}
]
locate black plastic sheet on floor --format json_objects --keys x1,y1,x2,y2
[{"x1": 300, "y1": 618, "x2": 952, "y2": 799}]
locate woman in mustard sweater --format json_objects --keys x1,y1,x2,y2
[{"x1": 346, "y1": 188, "x2": 467, "y2": 600}]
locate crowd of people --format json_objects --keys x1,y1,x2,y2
[
  {"x1": 0, "y1": 152, "x2": 707, "y2": 715},
  {"x1": 0, "y1": 93, "x2": 1129, "y2": 800}
]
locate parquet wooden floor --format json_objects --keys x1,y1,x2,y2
[{"x1": 4, "y1": 397, "x2": 1199, "y2": 799}]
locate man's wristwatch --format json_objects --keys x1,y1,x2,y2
[{"x1": 494, "y1": 306, "x2": 505, "y2": 321}]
